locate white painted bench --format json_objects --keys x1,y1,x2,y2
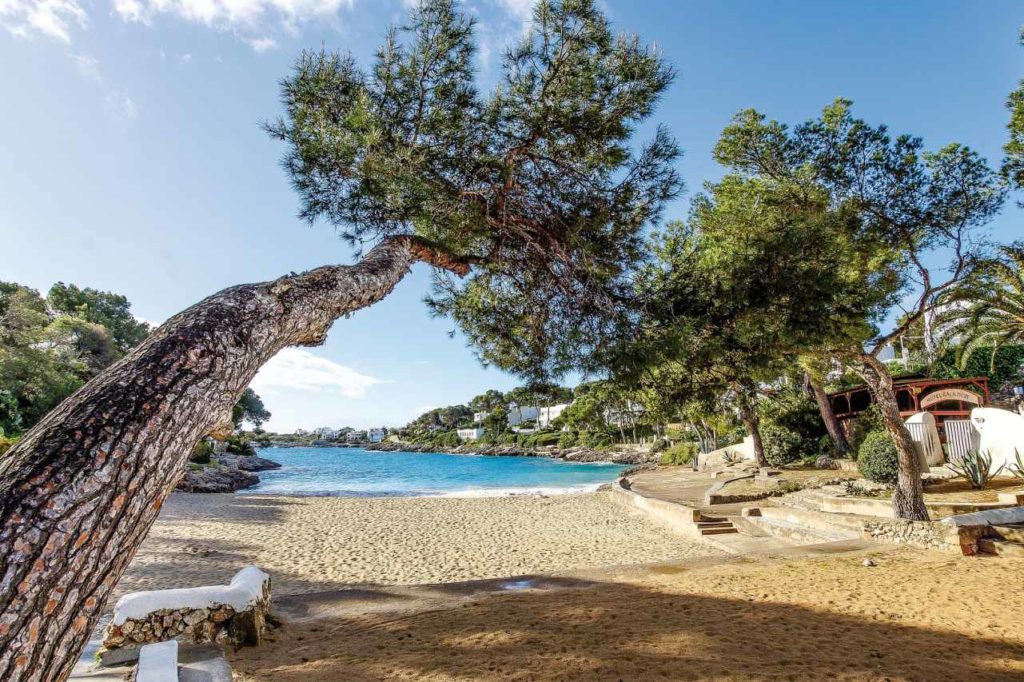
[{"x1": 105, "y1": 567, "x2": 272, "y2": 651}]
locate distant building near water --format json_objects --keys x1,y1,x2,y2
[
  {"x1": 457, "y1": 427, "x2": 484, "y2": 441},
  {"x1": 314, "y1": 427, "x2": 340, "y2": 441},
  {"x1": 368, "y1": 428, "x2": 387, "y2": 443},
  {"x1": 537, "y1": 403, "x2": 571, "y2": 429},
  {"x1": 507, "y1": 405, "x2": 540, "y2": 426},
  {"x1": 346, "y1": 430, "x2": 367, "y2": 443}
]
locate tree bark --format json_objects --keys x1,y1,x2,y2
[
  {"x1": 0, "y1": 236, "x2": 471, "y2": 682},
  {"x1": 806, "y1": 373, "x2": 851, "y2": 457},
  {"x1": 857, "y1": 354, "x2": 929, "y2": 521},
  {"x1": 736, "y1": 388, "x2": 768, "y2": 468}
]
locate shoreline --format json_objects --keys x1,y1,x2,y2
[{"x1": 263, "y1": 440, "x2": 657, "y2": 465}]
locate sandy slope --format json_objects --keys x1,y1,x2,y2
[{"x1": 116, "y1": 491, "x2": 724, "y2": 599}]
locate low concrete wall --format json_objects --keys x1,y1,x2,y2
[
  {"x1": 819, "y1": 495, "x2": 1019, "y2": 520},
  {"x1": 862, "y1": 518, "x2": 970, "y2": 553},
  {"x1": 610, "y1": 478, "x2": 703, "y2": 539},
  {"x1": 862, "y1": 506, "x2": 1024, "y2": 554}
]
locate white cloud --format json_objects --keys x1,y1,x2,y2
[
  {"x1": 72, "y1": 53, "x2": 102, "y2": 83},
  {"x1": 246, "y1": 35, "x2": 275, "y2": 52},
  {"x1": 112, "y1": 0, "x2": 353, "y2": 43},
  {"x1": 0, "y1": 0, "x2": 87, "y2": 42},
  {"x1": 252, "y1": 347, "x2": 384, "y2": 398}
]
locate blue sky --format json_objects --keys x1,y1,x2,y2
[{"x1": 1, "y1": 0, "x2": 1021, "y2": 431}]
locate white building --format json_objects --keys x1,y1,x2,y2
[
  {"x1": 537, "y1": 403, "x2": 571, "y2": 429},
  {"x1": 507, "y1": 405, "x2": 540, "y2": 426},
  {"x1": 457, "y1": 427, "x2": 485, "y2": 441},
  {"x1": 367, "y1": 428, "x2": 387, "y2": 443},
  {"x1": 472, "y1": 411, "x2": 489, "y2": 424},
  {"x1": 346, "y1": 430, "x2": 367, "y2": 443},
  {"x1": 314, "y1": 427, "x2": 339, "y2": 440}
]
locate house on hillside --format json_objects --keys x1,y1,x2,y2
[
  {"x1": 368, "y1": 428, "x2": 386, "y2": 443},
  {"x1": 457, "y1": 427, "x2": 484, "y2": 441},
  {"x1": 537, "y1": 403, "x2": 571, "y2": 429},
  {"x1": 346, "y1": 430, "x2": 368, "y2": 443},
  {"x1": 507, "y1": 405, "x2": 540, "y2": 426}
]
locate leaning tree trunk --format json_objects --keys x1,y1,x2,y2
[
  {"x1": 858, "y1": 354, "x2": 928, "y2": 521},
  {"x1": 735, "y1": 388, "x2": 768, "y2": 468},
  {"x1": 806, "y1": 373, "x2": 851, "y2": 457},
  {"x1": 0, "y1": 236, "x2": 470, "y2": 682}
]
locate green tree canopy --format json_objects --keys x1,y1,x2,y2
[
  {"x1": 232, "y1": 388, "x2": 272, "y2": 430},
  {"x1": 47, "y1": 282, "x2": 151, "y2": 353},
  {"x1": 267, "y1": 0, "x2": 681, "y2": 382}
]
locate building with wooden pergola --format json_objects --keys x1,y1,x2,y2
[{"x1": 828, "y1": 375, "x2": 989, "y2": 443}]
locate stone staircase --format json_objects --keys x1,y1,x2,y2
[
  {"x1": 695, "y1": 514, "x2": 738, "y2": 536},
  {"x1": 978, "y1": 524, "x2": 1024, "y2": 557}
]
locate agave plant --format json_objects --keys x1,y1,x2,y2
[
  {"x1": 1008, "y1": 448, "x2": 1024, "y2": 482},
  {"x1": 936, "y1": 245, "x2": 1024, "y2": 369},
  {"x1": 948, "y1": 449, "x2": 1005, "y2": 489}
]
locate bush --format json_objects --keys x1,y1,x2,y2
[
  {"x1": 760, "y1": 389, "x2": 828, "y2": 466},
  {"x1": 191, "y1": 440, "x2": 214, "y2": 465},
  {"x1": 226, "y1": 434, "x2": 256, "y2": 456},
  {"x1": 557, "y1": 431, "x2": 578, "y2": 448},
  {"x1": 650, "y1": 438, "x2": 669, "y2": 453},
  {"x1": 857, "y1": 431, "x2": 899, "y2": 484},
  {"x1": 580, "y1": 430, "x2": 613, "y2": 448},
  {"x1": 761, "y1": 422, "x2": 809, "y2": 466},
  {"x1": 848, "y1": 405, "x2": 884, "y2": 453},
  {"x1": 661, "y1": 442, "x2": 698, "y2": 466},
  {"x1": 533, "y1": 431, "x2": 562, "y2": 447}
]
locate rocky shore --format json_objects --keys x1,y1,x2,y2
[
  {"x1": 176, "y1": 453, "x2": 282, "y2": 493},
  {"x1": 363, "y1": 441, "x2": 656, "y2": 465}
]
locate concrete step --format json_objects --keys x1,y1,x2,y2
[
  {"x1": 991, "y1": 524, "x2": 1024, "y2": 544},
  {"x1": 696, "y1": 521, "x2": 733, "y2": 529},
  {"x1": 978, "y1": 537, "x2": 1024, "y2": 558},
  {"x1": 699, "y1": 526, "x2": 739, "y2": 536}
]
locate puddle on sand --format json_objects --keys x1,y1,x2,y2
[{"x1": 499, "y1": 579, "x2": 537, "y2": 591}]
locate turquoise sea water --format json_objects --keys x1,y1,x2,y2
[{"x1": 239, "y1": 447, "x2": 627, "y2": 497}]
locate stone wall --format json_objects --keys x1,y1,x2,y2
[
  {"x1": 103, "y1": 567, "x2": 271, "y2": 655},
  {"x1": 861, "y1": 519, "x2": 974, "y2": 554}
]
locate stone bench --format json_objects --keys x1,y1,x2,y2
[{"x1": 104, "y1": 567, "x2": 271, "y2": 660}]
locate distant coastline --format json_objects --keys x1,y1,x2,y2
[{"x1": 308, "y1": 440, "x2": 656, "y2": 465}]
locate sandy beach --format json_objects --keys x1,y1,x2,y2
[
  {"x1": 116, "y1": 491, "x2": 725, "y2": 599},
  {"x1": 230, "y1": 548, "x2": 1024, "y2": 681}
]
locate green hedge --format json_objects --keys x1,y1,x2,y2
[{"x1": 857, "y1": 431, "x2": 899, "y2": 484}]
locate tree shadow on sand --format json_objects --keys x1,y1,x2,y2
[{"x1": 230, "y1": 580, "x2": 1024, "y2": 681}]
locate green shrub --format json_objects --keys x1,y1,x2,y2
[
  {"x1": 761, "y1": 422, "x2": 809, "y2": 466},
  {"x1": 557, "y1": 431, "x2": 578, "y2": 448},
  {"x1": 650, "y1": 438, "x2": 669, "y2": 453},
  {"x1": 857, "y1": 431, "x2": 899, "y2": 484},
  {"x1": 533, "y1": 431, "x2": 562, "y2": 447},
  {"x1": 580, "y1": 430, "x2": 613, "y2": 448},
  {"x1": 661, "y1": 442, "x2": 698, "y2": 466},
  {"x1": 191, "y1": 440, "x2": 214, "y2": 464},
  {"x1": 226, "y1": 434, "x2": 256, "y2": 456},
  {"x1": 848, "y1": 405, "x2": 884, "y2": 453}
]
